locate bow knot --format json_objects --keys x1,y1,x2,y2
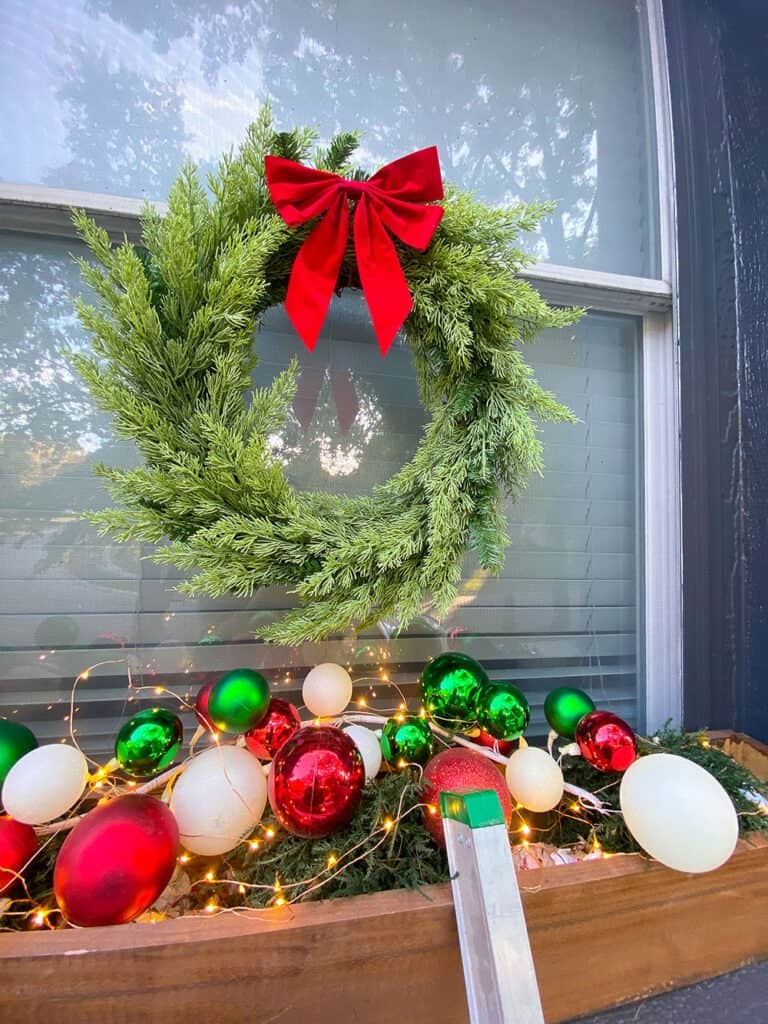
[{"x1": 265, "y1": 147, "x2": 444, "y2": 355}]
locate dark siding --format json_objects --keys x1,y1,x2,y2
[{"x1": 664, "y1": 0, "x2": 768, "y2": 739}]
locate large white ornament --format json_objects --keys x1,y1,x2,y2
[
  {"x1": 343, "y1": 725, "x2": 382, "y2": 782},
  {"x1": 171, "y1": 745, "x2": 267, "y2": 856},
  {"x1": 302, "y1": 663, "x2": 353, "y2": 718},
  {"x1": 2, "y1": 744, "x2": 88, "y2": 825},
  {"x1": 504, "y1": 746, "x2": 564, "y2": 812},
  {"x1": 620, "y1": 753, "x2": 738, "y2": 873}
]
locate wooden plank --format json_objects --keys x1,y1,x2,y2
[{"x1": 0, "y1": 734, "x2": 765, "y2": 1023}]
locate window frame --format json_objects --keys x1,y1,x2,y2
[{"x1": 0, "y1": 0, "x2": 681, "y2": 734}]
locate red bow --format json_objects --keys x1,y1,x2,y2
[{"x1": 265, "y1": 147, "x2": 444, "y2": 356}]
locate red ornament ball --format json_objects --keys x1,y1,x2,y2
[
  {"x1": 469, "y1": 730, "x2": 517, "y2": 757},
  {"x1": 0, "y1": 815, "x2": 38, "y2": 895},
  {"x1": 54, "y1": 794, "x2": 179, "y2": 927},
  {"x1": 245, "y1": 698, "x2": 301, "y2": 760},
  {"x1": 194, "y1": 678, "x2": 218, "y2": 733},
  {"x1": 422, "y1": 748, "x2": 513, "y2": 848},
  {"x1": 576, "y1": 711, "x2": 638, "y2": 772},
  {"x1": 268, "y1": 726, "x2": 365, "y2": 839}
]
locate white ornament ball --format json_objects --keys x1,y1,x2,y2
[
  {"x1": 504, "y1": 746, "x2": 564, "y2": 812},
  {"x1": 343, "y1": 725, "x2": 383, "y2": 782},
  {"x1": 620, "y1": 753, "x2": 738, "y2": 873},
  {"x1": 170, "y1": 744, "x2": 267, "y2": 856},
  {"x1": 2, "y1": 744, "x2": 88, "y2": 825},
  {"x1": 302, "y1": 663, "x2": 353, "y2": 718}
]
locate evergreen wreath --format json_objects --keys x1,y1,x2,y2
[{"x1": 71, "y1": 108, "x2": 581, "y2": 645}]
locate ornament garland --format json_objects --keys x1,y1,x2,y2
[
  {"x1": 70, "y1": 106, "x2": 580, "y2": 645},
  {"x1": 0, "y1": 653, "x2": 766, "y2": 931}
]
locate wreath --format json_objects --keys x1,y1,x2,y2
[{"x1": 72, "y1": 108, "x2": 580, "y2": 645}]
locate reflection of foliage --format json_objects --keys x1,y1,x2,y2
[
  {"x1": 271, "y1": 369, "x2": 386, "y2": 488},
  {"x1": 0, "y1": 240, "x2": 105, "y2": 446},
  {"x1": 50, "y1": 54, "x2": 188, "y2": 198},
  {"x1": 54, "y1": 0, "x2": 652, "y2": 270}
]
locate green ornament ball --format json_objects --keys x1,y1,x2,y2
[
  {"x1": 476, "y1": 683, "x2": 530, "y2": 740},
  {"x1": 543, "y1": 686, "x2": 596, "y2": 739},
  {"x1": 381, "y1": 715, "x2": 434, "y2": 767},
  {"x1": 419, "y1": 652, "x2": 489, "y2": 727},
  {"x1": 115, "y1": 708, "x2": 183, "y2": 778},
  {"x1": 208, "y1": 668, "x2": 270, "y2": 734},
  {"x1": 0, "y1": 720, "x2": 38, "y2": 789}
]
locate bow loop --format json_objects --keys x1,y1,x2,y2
[{"x1": 265, "y1": 147, "x2": 444, "y2": 355}]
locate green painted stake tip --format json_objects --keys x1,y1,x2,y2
[{"x1": 439, "y1": 789, "x2": 506, "y2": 829}]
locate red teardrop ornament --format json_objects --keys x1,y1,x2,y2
[
  {"x1": 0, "y1": 815, "x2": 38, "y2": 894},
  {"x1": 54, "y1": 794, "x2": 179, "y2": 927}
]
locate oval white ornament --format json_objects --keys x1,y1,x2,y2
[
  {"x1": 620, "y1": 753, "x2": 738, "y2": 873},
  {"x1": 171, "y1": 744, "x2": 267, "y2": 856},
  {"x1": 302, "y1": 663, "x2": 353, "y2": 718},
  {"x1": 504, "y1": 745, "x2": 564, "y2": 812},
  {"x1": 2, "y1": 744, "x2": 88, "y2": 825},
  {"x1": 343, "y1": 725, "x2": 382, "y2": 782}
]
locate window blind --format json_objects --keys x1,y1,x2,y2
[{"x1": 0, "y1": 232, "x2": 642, "y2": 756}]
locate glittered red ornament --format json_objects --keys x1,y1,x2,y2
[
  {"x1": 194, "y1": 679, "x2": 218, "y2": 733},
  {"x1": 576, "y1": 711, "x2": 637, "y2": 772},
  {"x1": 268, "y1": 726, "x2": 365, "y2": 839},
  {"x1": 0, "y1": 815, "x2": 38, "y2": 894},
  {"x1": 54, "y1": 794, "x2": 179, "y2": 927},
  {"x1": 245, "y1": 698, "x2": 301, "y2": 760},
  {"x1": 422, "y1": 747, "x2": 512, "y2": 847},
  {"x1": 469, "y1": 730, "x2": 517, "y2": 757}
]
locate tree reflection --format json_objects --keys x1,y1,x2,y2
[
  {"x1": 39, "y1": 0, "x2": 655, "y2": 271},
  {"x1": 50, "y1": 54, "x2": 188, "y2": 199}
]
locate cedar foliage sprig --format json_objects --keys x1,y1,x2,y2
[{"x1": 71, "y1": 106, "x2": 581, "y2": 644}]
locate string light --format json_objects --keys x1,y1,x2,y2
[{"x1": 327, "y1": 853, "x2": 338, "y2": 868}]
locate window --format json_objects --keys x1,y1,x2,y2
[{"x1": 0, "y1": 0, "x2": 679, "y2": 754}]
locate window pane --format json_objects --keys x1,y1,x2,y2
[
  {"x1": 1, "y1": 0, "x2": 659, "y2": 276},
  {"x1": 0, "y1": 233, "x2": 643, "y2": 753}
]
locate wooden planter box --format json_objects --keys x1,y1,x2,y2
[{"x1": 1, "y1": 732, "x2": 766, "y2": 1023}]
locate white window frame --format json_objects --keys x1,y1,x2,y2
[{"x1": 0, "y1": 0, "x2": 681, "y2": 733}]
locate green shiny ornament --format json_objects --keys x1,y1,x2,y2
[
  {"x1": 115, "y1": 708, "x2": 183, "y2": 778},
  {"x1": 419, "y1": 652, "x2": 489, "y2": 727},
  {"x1": 476, "y1": 683, "x2": 530, "y2": 740},
  {"x1": 544, "y1": 686, "x2": 596, "y2": 739},
  {"x1": 0, "y1": 720, "x2": 38, "y2": 789},
  {"x1": 208, "y1": 668, "x2": 270, "y2": 734},
  {"x1": 381, "y1": 715, "x2": 434, "y2": 767}
]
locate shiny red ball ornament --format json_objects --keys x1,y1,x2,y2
[
  {"x1": 268, "y1": 726, "x2": 365, "y2": 839},
  {"x1": 422, "y1": 748, "x2": 513, "y2": 848},
  {"x1": 245, "y1": 698, "x2": 301, "y2": 760},
  {"x1": 194, "y1": 678, "x2": 218, "y2": 733},
  {"x1": 0, "y1": 815, "x2": 38, "y2": 895},
  {"x1": 469, "y1": 730, "x2": 517, "y2": 757},
  {"x1": 54, "y1": 794, "x2": 179, "y2": 927},
  {"x1": 575, "y1": 711, "x2": 638, "y2": 773}
]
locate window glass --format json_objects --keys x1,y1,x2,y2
[
  {"x1": 0, "y1": 233, "x2": 642, "y2": 753},
  {"x1": 1, "y1": 0, "x2": 659, "y2": 275}
]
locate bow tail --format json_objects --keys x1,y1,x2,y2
[
  {"x1": 285, "y1": 193, "x2": 349, "y2": 352},
  {"x1": 354, "y1": 198, "x2": 413, "y2": 356}
]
